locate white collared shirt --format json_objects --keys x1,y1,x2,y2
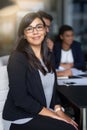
[{"x1": 61, "y1": 49, "x2": 74, "y2": 63}]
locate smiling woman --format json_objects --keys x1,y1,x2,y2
[
  {"x1": 2, "y1": 12, "x2": 77, "y2": 130},
  {"x1": 24, "y1": 18, "x2": 46, "y2": 52}
]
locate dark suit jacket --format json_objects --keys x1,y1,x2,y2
[
  {"x1": 53, "y1": 40, "x2": 86, "y2": 70},
  {"x1": 3, "y1": 51, "x2": 61, "y2": 121}
]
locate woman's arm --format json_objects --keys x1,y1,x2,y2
[
  {"x1": 56, "y1": 69, "x2": 72, "y2": 77},
  {"x1": 60, "y1": 63, "x2": 74, "y2": 69},
  {"x1": 39, "y1": 107, "x2": 71, "y2": 122},
  {"x1": 54, "y1": 105, "x2": 78, "y2": 130},
  {"x1": 72, "y1": 42, "x2": 86, "y2": 70}
]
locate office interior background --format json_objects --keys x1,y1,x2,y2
[{"x1": 0, "y1": 0, "x2": 87, "y2": 64}]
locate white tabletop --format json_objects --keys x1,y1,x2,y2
[{"x1": 57, "y1": 77, "x2": 87, "y2": 86}]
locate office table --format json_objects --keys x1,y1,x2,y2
[{"x1": 57, "y1": 77, "x2": 87, "y2": 130}]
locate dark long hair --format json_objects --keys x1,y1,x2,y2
[
  {"x1": 57, "y1": 25, "x2": 73, "y2": 42},
  {"x1": 15, "y1": 12, "x2": 53, "y2": 75}
]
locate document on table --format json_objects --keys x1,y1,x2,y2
[
  {"x1": 57, "y1": 77, "x2": 87, "y2": 86},
  {"x1": 71, "y1": 68, "x2": 86, "y2": 76},
  {"x1": 56, "y1": 67, "x2": 87, "y2": 79}
]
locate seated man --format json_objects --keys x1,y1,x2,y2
[
  {"x1": 53, "y1": 25, "x2": 86, "y2": 77},
  {"x1": 37, "y1": 10, "x2": 54, "y2": 51}
]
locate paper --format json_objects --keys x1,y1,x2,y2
[
  {"x1": 71, "y1": 68, "x2": 86, "y2": 76},
  {"x1": 57, "y1": 77, "x2": 87, "y2": 86},
  {"x1": 57, "y1": 76, "x2": 68, "y2": 79}
]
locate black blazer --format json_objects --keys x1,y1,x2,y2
[{"x1": 3, "y1": 51, "x2": 61, "y2": 121}]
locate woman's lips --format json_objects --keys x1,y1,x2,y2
[{"x1": 33, "y1": 36, "x2": 41, "y2": 40}]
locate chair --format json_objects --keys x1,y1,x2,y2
[
  {"x1": 0, "y1": 56, "x2": 9, "y2": 130},
  {"x1": 0, "y1": 55, "x2": 9, "y2": 66}
]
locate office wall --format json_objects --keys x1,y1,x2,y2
[{"x1": 0, "y1": 0, "x2": 87, "y2": 61}]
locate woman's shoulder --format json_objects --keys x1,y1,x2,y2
[
  {"x1": 71, "y1": 41, "x2": 82, "y2": 50},
  {"x1": 8, "y1": 51, "x2": 28, "y2": 65},
  {"x1": 72, "y1": 40, "x2": 81, "y2": 46}
]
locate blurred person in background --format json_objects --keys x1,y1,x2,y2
[
  {"x1": 3, "y1": 12, "x2": 78, "y2": 130},
  {"x1": 37, "y1": 10, "x2": 54, "y2": 52},
  {"x1": 53, "y1": 25, "x2": 86, "y2": 77}
]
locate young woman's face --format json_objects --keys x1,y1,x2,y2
[
  {"x1": 60, "y1": 30, "x2": 74, "y2": 46},
  {"x1": 24, "y1": 18, "x2": 46, "y2": 47}
]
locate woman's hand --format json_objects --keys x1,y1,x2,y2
[
  {"x1": 39, "y1": 107, "x2": 74, "y2": 123},
  {"x1": 54, "y1": 105, "x2": 78, "y2": 130},
  {"x1": 39, "y1": 107, "x2": 78, "y2": 129},
  {"x1": 60, "y1": 63, "x2": 74, "y2": 69},
  {"x1": 56, "y1": 69, "x2": 72, "y2": 77}
]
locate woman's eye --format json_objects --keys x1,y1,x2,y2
[
  {"x1": 27, "y1": 27, "x2": 32, "y2": 31},
  {"x1": 37, "y1": 25, "x2": 44, "y2": 31},
  {"x1": 37, "y1": 25, "x2": 43, "y2": 29}
]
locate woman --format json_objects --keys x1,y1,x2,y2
[
  {"x1": 3, "y1": 13, "x2": 78, "y2": 130},
  {"x1": 53, "y1": 25, "x2": 85, "y2": 77}
]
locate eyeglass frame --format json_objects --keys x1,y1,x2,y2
[{"x1": 24, "y1": 24, "x2": 45, "y2": 33}]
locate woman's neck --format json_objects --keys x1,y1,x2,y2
[{"x1": 62, "y1": 42, "x2": 70, "y2": 51}]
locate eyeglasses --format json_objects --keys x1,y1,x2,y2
[{"x1": 25, "y1": 24, "x2": 44, "y2": 33}]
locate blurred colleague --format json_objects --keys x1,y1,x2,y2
[
  {"x1": 37, "y1": 10, "x2": 54, "y2": 51},
  {"x1": 53, "y1": 25, "x2": 85, "y2": 77},
  {"x1": 3, "y1": 13, "x2": 77, "y2": 130}
]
